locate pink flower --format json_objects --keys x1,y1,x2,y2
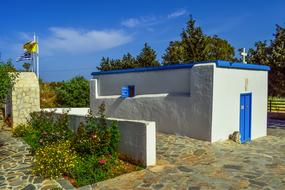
[{"x1": 98, "y1": 159, "x2": 106, "y2": 165}]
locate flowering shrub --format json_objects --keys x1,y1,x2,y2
[
  {"x1": 33, "y1": 140, "x2": 77, "y2": 179},
  {"x1": 73, "y1": 103, "x2": 120, "y2": 156},
  {"x1": 17, "y1": 103, "x2": 134, "y2": 186},
  {"x1": 71, "y1": 154, "x2": 117, "y2": 186},
  {"x1": 98, "y1": 159, "x2": 106, "y2": 165},
  {"x1": 27, "y1": 111, "x2": 74, "y2": 148},
  {"x1": 12, "y1": 123, "x2": 33, "y2": 137}
]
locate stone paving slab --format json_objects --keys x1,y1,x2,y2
[
  {"x1": 1, "y1": 126, "x2": 285, "y2": 190},
  {"x1": 268, "y1": 118, "x2": 285, "y2": 128},
  {"x1": 0, "y1": 129, "x2": 62, "y2": 190},
  {"x1": 93, "y1": 128, "x2": 285, "y2": 190}
]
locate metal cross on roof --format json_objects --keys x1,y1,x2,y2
[{"x1": 241, "y1": 48, "x2": 248, "y2": 64}]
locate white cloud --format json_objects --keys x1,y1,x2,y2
[
  {"x1": 167, "y1": 9, "x2": 187, "y2": 19},
  {"x1": 41, "y1": 27, "x2": 132, "y2": 55},
  {"x1": 121, "y1": 16, "x2": 159, "y2": 29},
  {"x1": 121, "y1": 9, "x2": 187, "y2": 29},
  {"x1": 121, "y1": 18, "x2": 140, "y2": 28}
]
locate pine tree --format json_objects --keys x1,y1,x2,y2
[
  {"x1": 247, "y1": 41, "x2": 269, "y2": 65},
  {"x1": 97, "y1": 57, "x2": 112, "y2": 71},
  {"x1": 269, "y1": 25, "x2": 285, "y2": 96},
  {"x1": 121, "y1": 53, "x2": 137, "y2": 69},
  {"x1": 137, "y1": 43, "x2": 160, "y2": 67},
  {"x1": 162, "y1": 16, "x2": 235, "y2": 64},
  {"x1": 180, "y1": 16, "x2": 208, "y2": 62},
  {"x1": 162, "y1": 41, "x2": 185, "y2": 64},
  {"x1": 247, "y1": 24, "x2": 285, "y2": 96}
]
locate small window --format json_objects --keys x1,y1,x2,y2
[
  {"x1": 128, "y1": 85, "x2": 135, "y2": 97},
  {"x1": 121, "y1": 85, "x2": 136, "y2": 98}
]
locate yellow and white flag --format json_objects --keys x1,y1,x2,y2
[{"x1": 23, "y1": 41, "x2": 38, "y2": 53}]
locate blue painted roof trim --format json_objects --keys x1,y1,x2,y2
[
  {"x1": 91, "y1": 60, "x2": 270, "y2": 76},
  {"x1": 215, "y1": 60, "x2": 270, "y2": 71}
]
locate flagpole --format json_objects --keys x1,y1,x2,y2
[
  {"x1": 33, "y1": 33, "x2": 36, "y2": 75},
  {"x1": 36, "y1": 35, "x2": 39, "y2": 79}
]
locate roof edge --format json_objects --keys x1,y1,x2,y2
[
  {"x1": 91, "y1": 60, "x2": 270, "y2": 76},
  {"x1": 215, "y1": 60, "x2": 270, "y2": 71}
]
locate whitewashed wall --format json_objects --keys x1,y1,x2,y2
[
  {"x1": 97, "y1": 69, "x2": 191, "y2": 96},
  {"x1": 211, "y1": 66, "x2": 268, "y2": 142},
  {"x1": 91, "y1": 64, "x2": 214, "y2": 141}
]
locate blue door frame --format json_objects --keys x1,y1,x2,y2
[{"x1": 239, "y1": 93, "x2": 252, "y2": 143}]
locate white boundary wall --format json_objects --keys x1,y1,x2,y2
[{"x1": 43, "y1": 108, "x2": 156, "y2": 166}]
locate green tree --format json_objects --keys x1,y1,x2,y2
[
  {"x1": 247, "y1": 41, "x2": 270, "y2": 65},
  {"x1": 97, "y1": 54, "x2": 137, "y2": 71},
  {"x1": 162, "y1": 41, "x2": 185, "y2": 64},
  {"x1": 96, "y1": 57, "x2": 113, "y2": 71},
  {"x1": 136, "y1": 43, "x2": 160, "y2": 67},
  {"x1": 269, "y1": 25, "x2": 285, "y2": 96},
  {"x1": 248, "y1": 24, "x2": 285, "y2": 96},
  {"x1": 206, "y1": 35, "x2": 235, "y2": 61},
  {"x1": 0, "y1": 59, "x2": 18, "y2": 104},
  {"x1": 162, "y1": 16, "x2": 235, "y2": 64},
  {"x1": 180, "y1": 17, "x2": 208, "y2": 62},
  {"x1": 121, "y1": 52, "x2": 137, "y2": 69},
  {"x1": 97, "y1": 44, "x2": 160, "y2": 71},
  {"x1": 56, "y1": 76, "x2": 89, "y2": 107}
]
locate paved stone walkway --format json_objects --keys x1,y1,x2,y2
[
  {"x1": 92, "y1": 128, "x2": 285, "y2": 190},
  {"x1": 0, "y1": 129, "x2": 62, "y2": 190},
  {"x1": 1, "y1": 126, "x2": 285, "y2": 190},
  {"x1": 268, "y1": 118, "x2": 285, "y2": 128}
]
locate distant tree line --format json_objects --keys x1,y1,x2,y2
[
  {"x1": 97, "y1": 16, "x2": 235, "y2": 71},
  {"x1": 97, "y1": 43, "x2": 160, "y2": 71},
  {"x1": 97, "y1": 16, "x2": 285, "y2": 97}
]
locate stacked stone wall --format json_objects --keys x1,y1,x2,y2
[{"x1": 10, "y1": 72, "x2": 40, "y2": 127}]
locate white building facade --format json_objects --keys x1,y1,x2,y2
[{"x1": 90, "y1": 60, "x2": 270, "y2": 143}]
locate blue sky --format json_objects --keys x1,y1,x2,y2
[{"x1": 0, "y1": 0, "x2": 284, "y2": 81}]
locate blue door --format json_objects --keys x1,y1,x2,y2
[{"x1": 240, "y1": 93, "x2": 252, "y2": 143}]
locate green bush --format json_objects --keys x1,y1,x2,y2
[
  {"x1": 33, "y1": 140, "x2": 77, "y2": 179},
  {"x1": 73, "y1": 103, "x2": 120, "y2": 156},
  {"x1": 19, "y1": 103, "x2": 124, "y2": 185},
  {"x1": 56, "y1": 76, "x2": 89, "y2": 107},
  {"x1": 28, "y1": 111, "x2": 74, "y2": 147},
  {"x1": 23, "y1": 130, "x2": 42, "y2": 152},
  {"x1": 0, "y1": 60, "x2": 18, "y2": 104},
  {"x1": 71, "y1": 154, "x2": 118, "y2": 186},
  {"x1": 12, "y1": 123, "x2": 33, "y2": 137}
]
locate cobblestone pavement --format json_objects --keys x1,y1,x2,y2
[
  {"x1": 92, "y1": 128, "x2": 285, "y2": 190},
  {"x1": 0, "y1": 129, "x2": 62, "y2": 190},
  {"x1": 268, "y1": 118, "x2": 285, "y2": 128},
  {"x1": 1, "y1": 126, "x2": 285, "y2": 190}
]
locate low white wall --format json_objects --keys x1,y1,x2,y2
[
  {"x1": 42, "y1": 108, "x2": 156, "y2": 167},
  {"x1": 211, "y1": 66, "x2": 268, "y2": 142}
]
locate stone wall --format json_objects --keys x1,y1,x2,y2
[{"x1": 10, "y1": 72, "x2": 40, "y2": 127}]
